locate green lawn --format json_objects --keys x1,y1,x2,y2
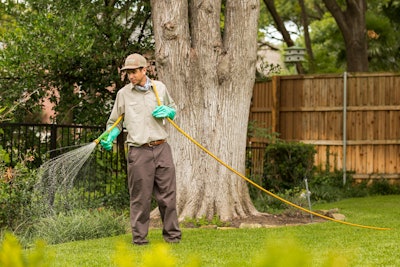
[{"x1": 38, "y1": 195, "x2": 400, "y2": 266}]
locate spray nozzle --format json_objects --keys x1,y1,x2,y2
[{"x1": 94, "y1": 114, "x2": 124, "y2": 144}]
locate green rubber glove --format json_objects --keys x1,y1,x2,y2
[
  {"x1": 100, "y1": 127, "x2": 121, "y2": 151},
  {"x1": 152, "y1": 105, "x2": 176, "y2": 120}
]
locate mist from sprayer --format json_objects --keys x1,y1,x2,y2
[
  {"x1": 35, "y1": 142, "x2": 97, "y2": 214},
  {"x1": 34, "y1": 115, "x2": 123, "y2": 215}
]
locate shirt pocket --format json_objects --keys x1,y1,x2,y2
[{"x1": 127, "y1": 102, "x2": 144, "y2": 123}]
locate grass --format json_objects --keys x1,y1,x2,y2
[{"x1": 28, "y1": 195, "x2": 400, "y2": 266}]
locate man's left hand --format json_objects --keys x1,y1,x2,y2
[{"x1": 152, "y1": 105, "x2": 176, "y2": 120}]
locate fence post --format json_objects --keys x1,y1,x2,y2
[
  {"x1": 342, "y1": 72, "x2": 348, "y2": 185},
  {"x1": 50, "y1": 124, "x2": 57, "y2": 158},
  {"x1": 271, "y1": 76, "x2": 281, "y2": 133}
]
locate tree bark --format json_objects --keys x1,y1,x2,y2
[
  {"x1": 150, "y1": 0, "x2": 260, "y2": 221},
  {"x1": 322, "y1": 0, "x2": 368, "y2": 72}
]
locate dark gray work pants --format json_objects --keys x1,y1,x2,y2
[{"x1": 127, "y1": 142, "x2": 181, "y2": 244}]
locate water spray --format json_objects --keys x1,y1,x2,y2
[{"x1": 36, "y1": 114, "x2": 124, "y2": 211}]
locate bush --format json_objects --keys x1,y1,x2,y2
[
  {"x1": 263, "y1": 141, "x2": 316, "y2": 191},
  {"x1": 30, "y1": 208, "x2": 128, "y2": 245},
  {"x1": 310, "y1": 171, "x2": 400, "y2": 202},
  {"x1": 251, "y1": 186, "x2": 311, "y2": 214},
  {"x1": 308, "y1": 170, "x2": 368, "y2": 202},
  {"x1": 368, "y1": 178, "x2": 400, "y2": 195},
  {"x1": 0, "y1": 160, "x2": 38, "y2": 230},
  {"x1": 249, "y1": 140, "x2": 400, "y2": 212},
  {"x1": 0, "y1": 232, "x2": 51, "y2": 267}
]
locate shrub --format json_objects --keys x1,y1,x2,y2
[
  {"x1": 368, "y1": 178, "x2": 400, "y2": 195},
  {"x1": 30, "y1": 208, "x2": 128, "y2": 245},
  {"x1": 251, "y1": 187, "x2": 311, "y2": 214},
  {"x1": 0, "y1": 160, "x2": 38, "y2": 230},
  {"x1": 0, "y1": 232, "x2": 51, "y2": 267},
  {"x1": 308, "y1": 170, "x2": 366, "y2": 202},
  {"x1": 181, "y1": 215, "x2": 231, "y2": 228},
  {"x1": 263, "y1": 141, "x2": 316, "y2": 191}
]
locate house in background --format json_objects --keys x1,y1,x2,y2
[{"x1": 256, "y1": 42, "x2": 283, "y2": 78}]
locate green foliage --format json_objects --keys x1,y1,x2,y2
[
  {"x1": 68, "y1": 148, "x2": 129, "y2": 210},
  {"x1": 250, "y1": 185, "x2": 311, "y2": 214},
  {"x1": 0, "y1": 161, "x2": 38, "y2": 230},
  {"x1": 310, "y1": 170, "x2": 400, "y2": 202},
  {"x1": 0, "y1": 129, "x2": 39, "y2": 231},
  {"x1": 247, "y1": 120, "x2": 280, "y2": 141},
  {"x1": 0, "y1": 232, "x2": 52, "y2": 267},
  {"x1": 29, "y1": 209, "x2": 127, "y2": 245},
  {"x1": 0, "y1": 107, "x2": 7, "y2": 123},
  {"x1": 263, "y1": 141, "x2": 316, "y2": 191},
  {"x1": 181, "y1": 215, "x2": 231, "y2": 228},
  {"x1": 259, "y1": 0, "x2": 400, "y2": 73},
  {"x1": 0, "y1": 0, "x2": 153, "y2": 124},
  {"x1": 368, "y1": 178, "x2": 400, "y2": 195},
  {"x1": 0, "y1": 146, "x2": 9, "y2": 165},
  {"x1": 0, "y1": 232, "x2": 349, "y2": 267},
  {"x1": 308, "y1": 14, "x2": 345, "y2": 73},
  {"x1": 309, "y1": 170, "x2": 367, "y2": 202},
  {"x1": 250, "y1": 139, "x2": 400, "y2": 212},
  {"x1": 366, "y1": 9, "x2": 400, "y2": 71}
]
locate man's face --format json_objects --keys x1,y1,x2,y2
[{"x1": 126, "y1": 68, "x2": 146, "y2": 86}]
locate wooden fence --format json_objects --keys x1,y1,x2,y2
[{"x1": 249, "y1": 73, "x2": 400, "y2": 183}]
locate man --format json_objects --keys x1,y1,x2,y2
[{"x1": 100, "y1": 53, "x2": 181, "y2": 245}]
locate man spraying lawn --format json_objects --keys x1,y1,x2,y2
[{"x1": 101, "y1": 53, "x2": 181, "y2": 245}]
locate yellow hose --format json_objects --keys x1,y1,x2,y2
[
  {"x1": 168, "y1": 118, "x2": 391, "y2": 230},
  {"x1": 154, "y1": 81, "x2": 391, "y2": 230}
]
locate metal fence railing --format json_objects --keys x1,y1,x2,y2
[
  {"x1": 1, "y1": 122, "x2": 267, "y2": 204},
  {"x1": 0, "y1": 122, "x2": 128, "y2": 205}
]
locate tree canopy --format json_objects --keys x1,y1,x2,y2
[
  {"x1": 1, "y1": 0, "x2": 399, "y2": 123},
  {"x1": 0, "y1": 0, "x2": 153, "y2": 124},
  {"x1": 258, "y1": 0, "x2": 400, "y2": 73}
]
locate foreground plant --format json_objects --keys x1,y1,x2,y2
[{"x1": 0, "y1": 233, "x2": 51, "y2": 267}]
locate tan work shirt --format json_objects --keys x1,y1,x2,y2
[{"x1": 106, "y1": 80, "x2": 176, "y2": 147}]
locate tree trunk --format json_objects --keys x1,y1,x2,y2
[
  {"x1": 322, "y1": 0, "x2": 368, "y2": 72},
  {"x1": 150, "y1": 0, "x2": 260, "y2": 221}
]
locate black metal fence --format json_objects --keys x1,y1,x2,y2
[
  {"x1": 0, "y1": 122, "x2": 128, "y2": 206},
  {"x1": 1, "y1": 122, "x2": 267, "y2": 205}
]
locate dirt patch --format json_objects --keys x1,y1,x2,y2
[
  {"x1": 229, "y1": 212, "x2": 326, "y2": 228},
  {"x1": 150, "y1": 211, "x2": 327, "y2": 229}
]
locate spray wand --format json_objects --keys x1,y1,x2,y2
[{"x1": 93, "y1": 114, "x2": 124, "y2": 144}]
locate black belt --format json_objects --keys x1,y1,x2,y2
[{"x1": 141, "y1": 140, "x2": 166, "y2": 147}]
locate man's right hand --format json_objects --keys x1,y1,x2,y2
[{"x1": 100, "y1": 128, "x2": 121, "y2": 151}]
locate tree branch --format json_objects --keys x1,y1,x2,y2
[{"x1": 263, "y1": 0, "x2": 294, "y2": 46}]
